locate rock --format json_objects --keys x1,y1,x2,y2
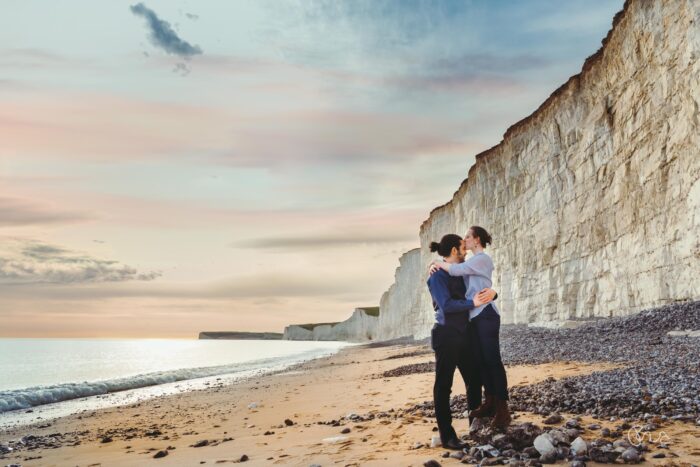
[
  {"x1": 470, "y1": 416, "x2": 489, "y2": 434},
  {"x1": 431, "y1": 436, "x2": 442, "y2": 448},
  {"x1": 441, "y1": 451, "x2": 450, "y2": 458},
  {"x1": 570, "y1": 437, "x2": 587, "y2": 455},
  {"x1": 523, "y1": 447, "x2": 540, "y2": 459},
  {"x1": 100, "y1": 436, "x2": 113, "y2": 443},
  {"x1": 548, "y1": 429, "x2": 570, "y2": 446},
  {"x1": 153, "y1": 450, "x2": 168, "y2": 458},
  {"x1": 192, "y1": 440, "x2": 209, "y2": 448},
  {"x1": 423, "y1": 460, "x2": 441, "y2": 467},
  {"x1": 477, "y1": 444, "x2": 500, "y2": 458},
  {"x1": 612, "y1": 440, "x2": 632, "y2": 449},
  {"x1": 413, "y1": 442, "x2": 425, "y2": 449},
  {"x1": 569, "y1": 461, "x2": 586, "y2": 467},
  {"x1": 543, "y1": 414, "x2": 563, "y2": 425},
  {"x1": 239, "y1": 455, "x2": 249, "y2": 462},
  {"x1": 284, "y1": 419, "x2": 294, "y2": 426},
  {"x1": 264, "y1": 431, "x2": 274, "y2": 435},
  {"x1": 620, "y1": 448, "x2": 641, "y2": 464},
  {"x1": 481, "y1": 457, "x2": 505, "y2": 466},
  {"x1": 449, "y1": 451, "x2": 464, "y2": 460},
  {"x1": 539, "y1": 451, "x2": 557, "y2": 464},
  {"x1": 340, "y1": 428, "x2": 351, "y2": 434},
  {"x1": 533, "y1": 434, "x2": 555, "y2": 456},
  {"x1": 589, "y1": 446, "x2": 620, "y2": 463},
  {"x1": 587, "y1": 424, "x2": 600, "y2": 430},
  {"x1": 247, "y1": 402, "x2": 258, "y2": 409},
  {"x1": 322, "y1": 436, "x2": 348, "y2": 444}
]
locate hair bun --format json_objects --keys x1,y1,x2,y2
[{"x1": 429, "y1": 241, "x2": 440, "y2": 252}]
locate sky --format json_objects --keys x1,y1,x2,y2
[{"x1": 0, "y1": 0, "x2": 624, "y2": 338}]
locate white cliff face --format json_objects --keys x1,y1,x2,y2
[
  {"x1": 376, "y1": 0, "x2": 700, "y2": 340},
  {"x1": 376, "y1": 249, "x2": 435, "y2": 340},
  {"x1": 283, "y1": 308, "x2": 378, "y2": 341}
]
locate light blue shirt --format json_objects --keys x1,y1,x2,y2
[{"x1": 447, "y1": 252, "x2": 499, "y2": 320}]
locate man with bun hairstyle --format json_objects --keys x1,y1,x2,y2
[{"x1": 427, "y1": 233, "x2": 497, "y2": 449}]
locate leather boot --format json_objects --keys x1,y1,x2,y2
[
  {"x1": 491, "y1": 398, "x2": 511, "y2": 432},
  {"x1": 469, "y1": 394, "x2": 495, "y2": 418}
]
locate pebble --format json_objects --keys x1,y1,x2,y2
[
  {"x1": 239, "y1": 454, "x2": 249, "y2": 462},
  {"x1": 153, "y1": 450, "x2": 168, "y2": 458},
  {"x1": 620, "y1": 447, "x2": 641, "y2": 464},
  {"x1": 570, "y1": 437, "x2": 587, "y2": 455},
  {"x1": 543, "y1": 414, "x2": 563, "y2": 425},
  {"x1": 340, "y1": 428, "x2": 351, "y2": 434},
  {"x1": 423, "y1": 460, "x2": 441, "y2": 467},
  {"x1": 284, "y1": 419, "x2": 295, "y2": 426},
  {"x1": 533, "y1": 434, "x2": 555, "y2": 456}
]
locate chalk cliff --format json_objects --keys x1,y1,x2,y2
[
  {"x1": 377, "y1": 0, "x2": 700, "y2": 340},
  {"x1": 283, "y1": 308, "x2": 379, "y2": 341}
]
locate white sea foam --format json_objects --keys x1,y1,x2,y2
[{"x1": 0, "y1": 344, "x2": 344, "y2": 414}]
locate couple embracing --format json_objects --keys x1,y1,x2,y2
[{"x1": 426, "y1": 226, "x2": 509, "y2": 450}]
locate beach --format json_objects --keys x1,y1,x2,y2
[{"x1": 1, "y1": 340, "x2": 699, "y2": 466}]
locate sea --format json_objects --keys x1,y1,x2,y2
[{"x1": 0, "y1": 338, "x2": 349, "y2": 428}]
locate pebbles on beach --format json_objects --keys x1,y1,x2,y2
[{"x1": 389, "y1": 301, "x2": 700, "y2": 422}]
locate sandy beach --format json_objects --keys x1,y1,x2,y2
[{"x1": 1, "y1": 342, "x2": 699, "y2": 467}]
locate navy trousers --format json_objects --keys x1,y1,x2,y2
[
  {"x1": 470, "y1": 304, "x2": 509, "y2": 401},
  {"x1": 431, "y1": 324, "x2": 483, "y2": 443}
]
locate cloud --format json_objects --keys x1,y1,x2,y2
[
  {"x1": 0, "y1": 271, "x2": 371, "y2": 300},
  {"x1": 0, "y1": 238, "x2": 161, "y2": 285},
  {"x1": 233, "y1": 232, "x2": 416, "y2": 250},
  {"x1": 130, "y1": 3, "x2": 202, "y2": 58},
  {"x1": 0, "y1": 196, "x2": 92, "y2": 226}
]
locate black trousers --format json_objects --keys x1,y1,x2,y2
[
  {"x1": 431, "y1": 324, "x2": 483, "y2": 443},
  {"x1": 470, "y1": 304, "x2": 509, "y2": 401}
]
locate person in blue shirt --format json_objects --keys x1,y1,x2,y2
[{"x1": 427, "y1": 233, "x2": 496, "y2": 449}]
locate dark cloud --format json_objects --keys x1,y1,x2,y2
[
  {"x1": 172, "y1": 62, "x2": 191, "y2": 76},
  {"x1": 233, "y1": 232, "x2": 416, "y2": 250},
  {"x1": 130, "y1": 3, "x2": 202, "y2": 58},
  {"x1": 0, "y1": 238, "x2": 162, "y2": 285},
  {"x1": 0, "y1": 197, "x2": 92, "y2": 226}
]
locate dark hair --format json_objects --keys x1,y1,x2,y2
[
  {"x1": 429, "y1": 234, "x2": 462, "y2": 257},
  {"x1": 468, "y1": 226, "x2": 492, "y2": 247}
]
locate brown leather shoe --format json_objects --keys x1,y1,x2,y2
[
  {"x1": 469, "y1": 394, "x2": 495, "y2": 418},
  {"x1": 491, "y1": 398, "x2": 511, "y2": 432}
]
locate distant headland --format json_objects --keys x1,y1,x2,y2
[{"x1": 198, "y1": 332, "x2": 283, "y2": 340}]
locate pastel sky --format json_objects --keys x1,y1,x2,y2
[{"x1": 1, "y1": 0, "x2": 623, "y2": 338}]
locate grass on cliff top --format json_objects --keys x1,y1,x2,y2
[
  {"x1": 298, "y1": 322, "x2": 341, "y2": 331},
  {"x1": 360, "y1": 306, "x2": 380, "y2": 317}
]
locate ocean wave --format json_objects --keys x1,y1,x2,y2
[{"x1": 0, "y1": 348, "x2": 333, "y2": 413}]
